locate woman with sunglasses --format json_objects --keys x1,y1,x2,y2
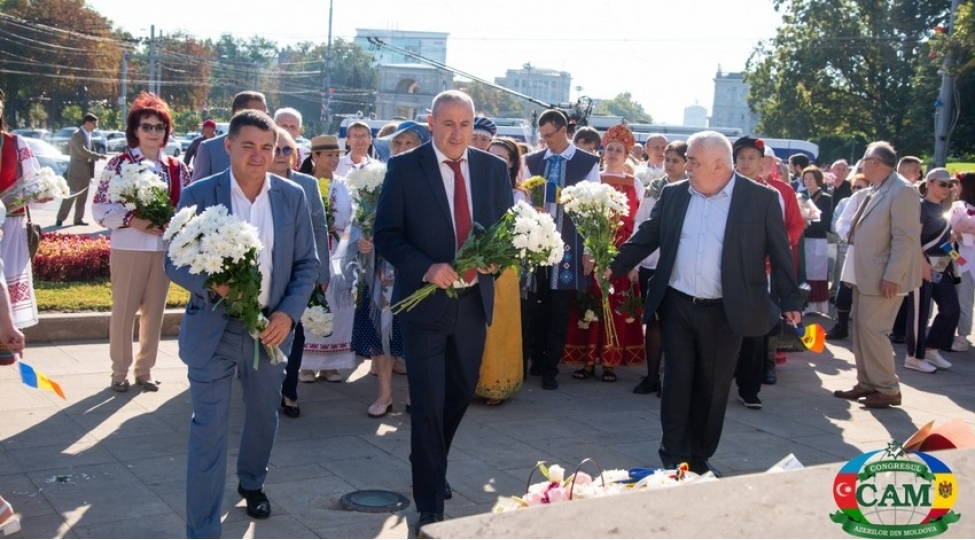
[
  {"x1": 93, "y1": 92, "x2": 190, "y2": 392},
  {"x1": 268, "y1": 129, "x2": 331, "y2": 418},
  {"x1": 903, "y1": 168, "x2": 960, "y2": 373}
]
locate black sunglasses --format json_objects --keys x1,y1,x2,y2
[{"x1": 274, "y1": 146, "x2": 295, "y2": 157}]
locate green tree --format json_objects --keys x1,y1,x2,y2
[
  {"x1": 594, "y1": 92, "x2": 652, "y2": 123},
  {"x1": 0, "y1": 0, "x2": 122, "y2": 127},
  {"x1": 745, "y1": 0, "x2": 947, "y2": 156}
]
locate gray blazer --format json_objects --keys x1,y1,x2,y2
[
  {"x1": 164, "y1": 170, "x2": 320, "y2": 367},
  {"x1": 189, "y1": 134, "x2": 229, "y2": 183},
  {"x1": 281, "y1": 170, "x2": 330, "y2": 285}
]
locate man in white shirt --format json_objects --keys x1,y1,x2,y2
[{"x1": 336, "y1": 120, "x2": 373, "y2": 177}]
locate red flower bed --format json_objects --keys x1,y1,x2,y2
[{"x1": 33, "y1": 232, "x2": 111, "y2": 282}]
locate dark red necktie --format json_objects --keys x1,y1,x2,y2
[{"x1": 445, "y1": 160, "x2": 476, "y2": 284}]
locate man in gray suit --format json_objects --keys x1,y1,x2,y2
[
  {"x1": 833, "y1": 141, "x2": 921, "y2": 409},
  {"x1": 189, "y1": 91, "x2": 267, "y2": 183},
  {"x1": 56, "y1": 113, "x2": 105, "y2": 226},
  {"x1": 165, "y1": 110, "x2": 319, "y2": 538}
]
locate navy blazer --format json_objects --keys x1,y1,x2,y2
[
  {"x1": 164, "y1": 170, "x2": 320, "y2": 367},
  {"x1": 374, "y1": 142, "x2": 513, "y2": 326},
  {"x1": 610, "y1": 174, "x2": 801, "y2": 337}
]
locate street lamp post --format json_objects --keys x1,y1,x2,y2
[{"x1": 523, "y1": 62, "x2": 533, "y2": 121}]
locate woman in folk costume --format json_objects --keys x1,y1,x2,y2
[
  {"x1": 356, "y1": 121, "x2": 429, "y2": 417},
  {"x1": 0, "y1": 88, "x2": 43, "y2": 331},
  {"x1": 563, "y1": 124, "x2": 646, "y2": 382},
  {"x1": 93, "y1": 92, "x2": 191, "y2": 392},
  {"x1": 296, "y1": 135, "x2": 357, "y2": 384},
  {"x1": 475, "y1": 137, "x2": 527, "y2": 405}
]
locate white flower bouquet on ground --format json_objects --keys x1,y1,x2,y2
[
  {"x1": 105, "y1": 161, "x2": 174, "y2": 228},
  {"x1": 390, "y1": 200, "x2": 564, "y2": 314},
  {"x1": 164, "y1": 204, "x2": 285, "y2": 369},
  {"x1": 0, "y1": 167, "x2": 70, "y2": 211},
  {"x1": 559, "y1": 181, "x2": 630, "y2": 346}
]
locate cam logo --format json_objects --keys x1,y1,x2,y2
[{"x1": 831, "y1": 443, "x2": 961, "y2": 538}]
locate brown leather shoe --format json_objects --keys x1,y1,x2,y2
[
  {"x1": 833, "y1": 384, "x2": 875, "y2": 400},
  {"x1": 859, "y1": 392, "x2": 902, "y2": 408}
]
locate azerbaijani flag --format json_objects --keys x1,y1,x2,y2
[
  {"x1": 18, "y1": 362, "x2": 66, "y2": 399},
  {"x1": 796, "y1": 323, "x2": 826, "y2": 353}
]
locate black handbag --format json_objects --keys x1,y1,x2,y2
[{"x1": 25, "y1": 206, "x2": 41, "y2": 260}]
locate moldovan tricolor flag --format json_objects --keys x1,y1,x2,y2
[{"x1": 18, "y1": 362, "x2": 65, "y2": 399}]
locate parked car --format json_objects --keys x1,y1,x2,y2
[
  {"x1": 179, "y1": 133, "x2": 199, "y2": 152},
  {"x1": 23, "y1": 137, "x2": 70, "y2": 178},
  {"x1": 103, "y1": 130, "x2": 128, "y2": 153},
  {"x1": 165, "y1": 138, "x2": 181, "y2": 157},
  {"x1": 11, "y1": 128, "x2": 51, "y2": 141},
  {"x1": 49, "y1": 127, "x2": 108, "y2": 153}
]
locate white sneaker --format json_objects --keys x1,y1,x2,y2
[
  {"x1": 904, "y1": 357, "x2": 937, "y2": 373},
  {"x1": 299, "y1": 370, "x2": 318, "y2": 383},
  {"x1": 951, "y1": 337, "x2": 970, "y2": 352},
  {"x1": 925, "y1": 349, "x2": 953, "y2": 369}
]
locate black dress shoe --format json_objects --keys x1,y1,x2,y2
[
  {"x1": 444, "y1": 480, "x2": 452, "y2": 500},
  {"x1": 280, "y1": 398, "x2": 300, "y2": 418},
  {"x1": 689, "y1": 459, "x2": 722, "y2": 478},
  {"x1": 633, "y1": 376, "x2": 661, "y2": 395},
  {"x1": 825, "y1": 323, "x2": 848, "y2": 340},
  {"x1": 541, "y1": 375, "x2": 558, "y2": 390},
  {"x1": 762, "y1": 366, "x2": 777, "y2": 385},
  {"x1": 73, "y1": 220, "x2": 89, "y2": 226},
  {"x1": 237, "y1": 484, "x2": 271, "y2": 519},
  {"x1": 414, "y1": 512, "x2": 444, "y2": 536}
]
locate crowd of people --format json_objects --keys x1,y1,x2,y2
[{"x1": 3, "y1": 83, "x2": 975, "y2": 537}]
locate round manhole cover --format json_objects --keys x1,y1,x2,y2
[{"x1": 340, "y1": 490, "x2": 411, "y2": 513}]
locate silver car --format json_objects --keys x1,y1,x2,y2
[{"x1": 23, "y1": 137, "x2": 70, "y2": 178}]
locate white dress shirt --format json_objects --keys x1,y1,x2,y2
[
  {"x1": 335, "y1": 153, "x2": 372, "y2": 179},
  {"x1": 432, "y1": 144, "x2": 476, "y2": 286},
  {"x1": 230, "y1": 171, "x2": 275, "y2": 308},
  {"x1": 669, "y1": 175, "x2": 736, "y2": 299}
]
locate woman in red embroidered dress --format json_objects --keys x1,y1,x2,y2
[
  {"x1": 93, "y1": 93, "x2": 190, "y2": 392},
  {"x1": 563, "y1": 124, "x2": 645, "y2": 382}
]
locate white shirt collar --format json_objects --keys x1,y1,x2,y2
[
  {"x1": 432, "y1": 143, "x2": 469, "y2": 164},
  {"x1": 544, "y1": 143, "x2": 577, "y2": 161},
  {"x1": 229, "y1": 170, "x2": 272, "y2": 197}
]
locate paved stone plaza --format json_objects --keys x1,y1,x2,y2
[{"x1": 2, "y1": 320, "x2": 974, "y2": 538}]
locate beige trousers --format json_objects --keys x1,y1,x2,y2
[
  {"x1": 109, "y1": 249, "x2": 169, "y2": 381},
  {"x1": 851, "y1": 286, "x2": 902, "y2": 395}
]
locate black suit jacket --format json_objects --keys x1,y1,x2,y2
[
  {"x1": 610, "y1": 174, "x2": 801, "y2": 337},
  {"x1": 374, "y1": 142, "x2": 513, "y2": 326}
]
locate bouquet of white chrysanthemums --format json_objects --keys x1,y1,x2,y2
[
  {"x1": 560, "y1": 181, "x2": 630, "y2": 346},
  {"x1": 391, "y1": 200, "x2": 564, "y2": 313},
  {"x1": 164, "y1": 204, "x2": 285, "y2": 369},
  {"x1": 105, "y1": 161, "x2": 174, "y2": 228},
  {"x1": 0, "y1": 167, "x2": 70, "y2": 211},
  {"x1": 345, "y1": 162, "x2": 387, "y2": 239},
  {"x1": 300, "y1": 287, "x2": 333, "y2": 338}
]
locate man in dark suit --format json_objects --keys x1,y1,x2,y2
[
  {"x1": 165, "y1": 110, "x2": 319, "y2": 538},
  {"x1": 189, "y1": 91, "x2": 267, "y2": 183},
  {"x1": 607, "y1": 131, "x2": 802, "y2": 475},
  {"x1": 374, "y1": 90, "x2": 512, "y2": 535},
  {"x1": 56, "y1": 113, "x2": 105, "y2": 226}
]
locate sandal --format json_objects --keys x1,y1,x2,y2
[
  {"x1": 601, "y1": 370, "x2": 617, "y2": 382},
  {"x1": 573, "y1": 366, "x2": 596, "y2": 380},
  {"x1": 136, "y1": 377, "x2": 160, "y2": 392},
  {"x1": 111, "y1": 379, "x2": 130, "y2": 393}
]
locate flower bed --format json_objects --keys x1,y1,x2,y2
[{"x1": 33, "y1": 233, "x2": 111, "y2": 282}]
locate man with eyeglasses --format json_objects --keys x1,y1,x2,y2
[
  {"x1": 833, "y1": 142, "x2": 921, "y2": 409},
  {"x1": 523, "y1": 109, "x2": 600, "y2": 390},
  {"x1": 56, "y1": 113, "x2": 106, "y2": 227},
  {"x1": 190, "y1": 90, "x2": 267, "y2": 183},
  {"x1": 336, "y1": 121, "x2": 373, "y2": 177}
]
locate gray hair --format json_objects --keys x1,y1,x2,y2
[
  {"x1": 431, "y1": 90, "x2": 475, "y2": 117},
  {"x1": 865, "y1": 141, "x2": 897, "y2": 168},
  {"x1": 273, "y1": 107, "x2": 303, "y2": 126},
  {"x1": 687, "y1": 130, "x2": 733, "y2": 167}
]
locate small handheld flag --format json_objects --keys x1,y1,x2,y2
[
  {"x1": 18, "y1": 362, "x2": 66, "y2": 400},
  {"x1": 795, "y1": 323, "x2": 826, "y2": 353},
  {"x1": 940, "y1": 242, "x2": 968, "y2": 267}
]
